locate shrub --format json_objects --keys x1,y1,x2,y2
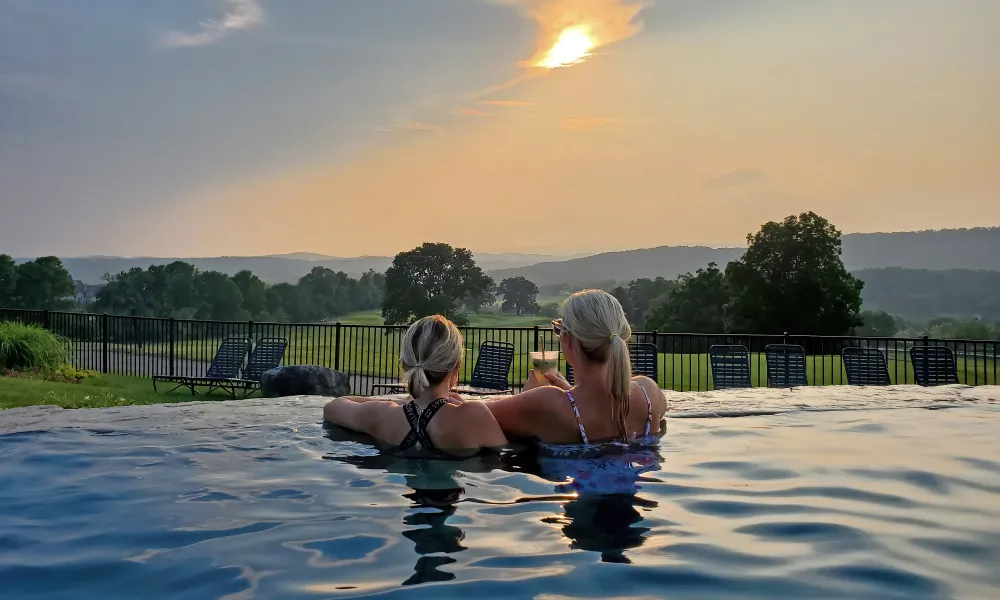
[{"x1": 0, "y1": 322, "x2": 68, "y2": 372}]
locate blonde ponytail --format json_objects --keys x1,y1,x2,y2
[
  {"x1": 607, "y1": 334, "x2": 632, "y2": 441},
  {"x1": 562, "y1": 290, "x2": 633, "y2": 441},
  {"x1": 399, "y1": 315, "x2": 464, "y2": 398}
]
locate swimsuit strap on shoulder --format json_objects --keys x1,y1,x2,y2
[
  {"x1": 635, "y1": 382, "x2": 653, "y2": 436},
  {"x1": 564, "y1": 390, "x2": 589, "y2": 445}
]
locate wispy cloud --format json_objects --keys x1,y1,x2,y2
[
  {"x1": 479, "y1": 100, "x2": 535, "y2": 107},
  {"x1": 456, "y1": 107, "x2": 494, "y2": 117},
  {"x1": 161, "y1": 0, "x2": 264, "y2": 48},
  {"x1": 375, "y1": 119, "x2": 440, "y2": 133},
  {"x1": 706, "y1": 169, "x2": 770, "y2": 189},
  {"x1": 559, "y1": 116, "x2": 625, "y2": 131}
]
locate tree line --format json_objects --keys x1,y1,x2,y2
[
  {"x1": 0, "y1": 255, "x2": 76, "y2": 310},
  {"x1": 93, "y1": 262, "x2": 385, "y2": 322}
]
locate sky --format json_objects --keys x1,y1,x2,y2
[{"x1": 1, "y1": 0, "x2": 998, "y2": 258}]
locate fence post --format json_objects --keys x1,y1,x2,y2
[
  {"x1": 533, "y1": 325, "x2": 540, "y2": 352},
  {"x1": 334, "y1": 322, "x2": 342, "y2": 371},
  {"x1": 247, "y1": 319, "x2": 254, "y2": 343},
  {"x1": 101, "y1": 313, "x2": 109, "y2": 374},
  {"x1": 43, "y1": 309, "x2": 50, "y2": 329},
  {"x1": 168, "y1": 318, "x2": 176, "y2": 377},
  {"x1": 783, "y1": 331, "x2": 789, "y2": 345}
]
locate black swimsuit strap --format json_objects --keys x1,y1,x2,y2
[{"x1": 388, "y1": 399, "x2": 451, "y2": 456}]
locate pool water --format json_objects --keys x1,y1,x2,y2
[{"x1": 1, "y1": 389, "x2": 999, "y2": 599}]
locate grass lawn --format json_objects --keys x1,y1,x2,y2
[{"x1": 0, "y1": 373, "x2": 258, "y2": 410}]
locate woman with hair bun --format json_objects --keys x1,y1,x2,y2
[
  {"x1": 323, "y1": 315, "x2": 507, "y2": 457},
  {"x1": 485, "y1": 290, "x2": 667, "y2": 445}
]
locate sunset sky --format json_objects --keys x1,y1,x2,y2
[{"x1": 2, "y1": 0, "x2": 998, "y2": 258}]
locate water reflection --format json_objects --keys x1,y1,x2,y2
[{"x1": 322, "y1": 423, "x2": 663, "y2": 581}]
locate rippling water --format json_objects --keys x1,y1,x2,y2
[{"x1": 1, "y1": 387, "x2": 999, "y2": 599}]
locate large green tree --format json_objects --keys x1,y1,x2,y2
[
  {"x1": 645, "y1": 263, "x2": 730, "y2": 332},
  {"x1": 0, "y1": 254, "x2": 18, "y2": 304},
  {"x1": 196, "y1": 271, "x2": 247, "y2": 321},
  {"x1": 233, "y1": 270, "x2": 268, "y2": 319},
  {"x1": 12, "y1": 257, "x2": 75, "y2": 309},
  {"x1": 381, "y1": 243, "x2": 493, "y2": 326},
  {"x1": 856, "y1": 310, "x2": 899, "y2": 337},
  {"x1": 725, "y1": 212, "x2": 864, "y2": 334},
  {"x1": 498, "y1": 276, "x2": 539, "y2": 316}
]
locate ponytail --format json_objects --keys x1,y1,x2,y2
[
  {"x1": 607, "y1": 335, "x2": 632, "y2": 441},
  {"x1": 399, "y1": 315, "x2": 463, "y2": 398}
]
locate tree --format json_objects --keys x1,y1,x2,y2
[
  {"x1": 12, "y1": 257, "x2": 75, "y2": 309},
  {"x1": 196, "y1": 271, "x2": 247, "y2": 321},
  {"x1": 623, "y1": 277, "x2": 675, "y2": 326},
  {"x1": 232, "y1": 270, "x2": 268, "y2": 318},
  {"x1": 857, "y1": 310, "x2": 899, "y2": 337},
  {"x1": 0, "y1": 254, "x2": 18, "y2": 303},
  {"x1": 381, "y1": 243, "x2": 494, "y2": 326},
  {"x1": 645, "y1": 263, "x2": 730, "y2": 332},
  {"x1": 725, "y1": 212, "x2": 864, "y2": 335},
  {"x1": 498, "y1": 276, "x2": 539, "y2": 316}
]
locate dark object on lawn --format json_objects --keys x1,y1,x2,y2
[
  {"x1": 842, "y1": 347, "x2": 891, "y2": 386},
  {"x1": 909, "y1": 346, "x2": 959, "y2": 387},
  {"x1": 709, "y1": 345, "x2": 752, "y2": 390},
  {"x1": 765, "y1": 344, "x2": 808, "y2": 388},
  {"x1": 260, "y1": 365, "x2": 351, "y2": 398},
  {"x1": 152, "y1": 337, "x2": 250, "y2": 397},
  {"x1": 372, "y1": 340, "x2": 515, "y2": 396}
]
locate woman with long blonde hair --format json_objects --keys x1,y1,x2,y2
[
  {"x1": 323, "y1": 315, "x2": 507, "y2": 457},
  {"x1": 486, "y1": 290, "x2": 666, "y2": 445}
]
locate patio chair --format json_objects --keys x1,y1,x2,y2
[
  {"x1": 232, "y1": 337, "x2": 288, "y2": 397},
  {"x1": 371, "y1": 340, "x2": 515, "y2": 396},
  {"x1": 909, "y1": 346, "x2": 959, "y2": 386},
  {"x1": 765, "y1": 344, "x2": 808, "y2": 388},
  {"x1": 841, "y1": 347, "x2": 891, "y2": 386},
  {"x1": 629, "y1": 343, "x2": 659, "y2": 381},
  {"x1": 709, "y1": 345, "x2": 752, "y2": 390},
  {"x1": 152, "y1": 337, "x2": 251, "y2": 397}
]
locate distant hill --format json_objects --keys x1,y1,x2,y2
[
  {"x1": 488, "y1": 228, "x2": 1000, "y2": 286},
  {"x1": 17, "y1": 252, "x2": 585, "y2": 284},
  {"x1": 856, "y1": 268, "x2": 1000, "y2": 321}
]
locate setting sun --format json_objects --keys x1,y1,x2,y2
[{"x1": 538, "y1": 26, "x2": 594, "y2": 68}]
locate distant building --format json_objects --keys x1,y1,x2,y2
[{"x1": 73, "y1": 280, "x2": 102, "y2": 304}]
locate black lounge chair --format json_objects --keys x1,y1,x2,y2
[
  {"x1": 842, "y1": 347, "x2": 891, "y2": 386},
  {"x1": 152, "y1": 337, "x2": 251, "y2": 397},
  {"x1": 709, "y1": 345, "x2": 752, "y2": 390},
  {"x1": 909, "y1": 346, "x2": 959, "y2": 387},
  {"x1": 372, "y1": 340, "x2": 515, "y2": 396},
  {"x1": 765, "y1": 344, "x2": 808, "y2": 388},
  {"x1": 629, "y1": 343, "x2": 659, "y2": 382},
  {"x1": 232, "y1": 337, "x2": 288, "y2": 397}
]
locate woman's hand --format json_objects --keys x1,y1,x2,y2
[{"x1": 540, "y1": 369, "x2": 571, "y2": 390}]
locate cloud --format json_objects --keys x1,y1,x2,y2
[
  {"x1": 706, "y1": 169, "x2": 771, "y2": 189},
  {"x1": 375, "y1": 119, "x2": 440, "y2": 133},
  {"x1": 456, "y1": 107, "x2": 494, "y2": 117},
  {"x1": 479, "y1": 100, "x2": 535, "y2": 107},
  {"x1": 559, "y1": 116, "x2": 625, "y2": 131},
  {"x1": 161, "y1": 0, "x2": 263, "y2": 48}
]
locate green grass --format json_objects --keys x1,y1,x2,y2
[{"x1": 0, "y1": 373, "x2": 258, "y2": 410}]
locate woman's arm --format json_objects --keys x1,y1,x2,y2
[{"x1": 323, "y1": 397, "x2": 393, "y2": 437}]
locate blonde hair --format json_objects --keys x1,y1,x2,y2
[
  {"x1": 562, "y1": 290, "x2": 633, "y2": 440},
  {"x1": 400, "y1": 315, "x2": 464, "y2": 398}
]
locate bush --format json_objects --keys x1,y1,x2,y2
[{"x1": 0, "y1": 322, "x2": 68, "y2": 371}]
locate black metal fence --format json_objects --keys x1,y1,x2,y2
[{"x1": 2, "y1": 308, "x2": 997, "y2": 394}]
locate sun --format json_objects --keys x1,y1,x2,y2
[{"x1": 538, "y1": 26, "x2": 595, "y2": 68}]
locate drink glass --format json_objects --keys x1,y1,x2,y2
[{"x1": 529, "y1": 350, "x2": 560, "y2": 385}]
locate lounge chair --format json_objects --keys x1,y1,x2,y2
[
  {"x1": 152, "y1": 337, "x2": 251, "y2": 397},
  {"x1": 629, "y1": 343, "x2": 659, "y2": 381},
  {"x1": 842, "y1": 347, "x2": 891, "y2": 386},
  {"x1": 372, "y1": 340, "x2": 515, "y2": 396},
  {"x1": 909, "y1": 346, "x2": 959, "y2": 386},
  {"x1": 765, "y1": 344, "x2": 808, "y2": 388},
  {"x1": 709, "y1": 345, "x2": 752, "y2": 390},
  {"x1": 232, "y1": 337, "x2": 288, "y2": 397}
]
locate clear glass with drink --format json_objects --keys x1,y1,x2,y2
[{"x1": 529, "y1": 350, "x2": 560, "y2": 385}]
